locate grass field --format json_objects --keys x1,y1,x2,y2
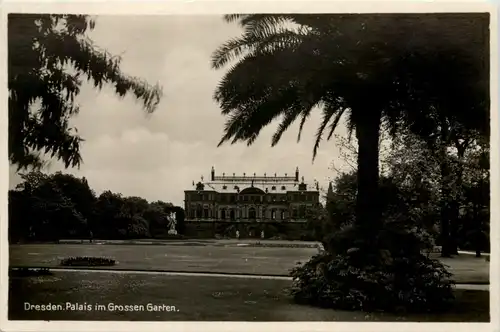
[
  {"x1": 8, "y1": 271, "x2": 490, "y2": 322},
  {"x1": 9, "y1": 243, "x2": 317, "y2": 276},
  {"x1": 9, "y1": 243, "x2": 490, "y2": 283}
]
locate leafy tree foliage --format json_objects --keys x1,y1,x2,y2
[
  {"x1": 8, "y1": 14, "x2": 163, "y2": 169},
  {"x1": 9, "y1": 171, "x2": 183, "y2": 242},
  {"x1": 323, "y1": 128, "x2": 490, "y2": 255}
]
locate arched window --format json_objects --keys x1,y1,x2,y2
[
  {"x1": 249, "y1": 207, "x2": 256, "y2": 219},
  {"x1": 203, "y1": 208, "x2": 209, "y2": 218},
  {"x1": 221, "y1": 209, "x2": 226, "y2": 220}
]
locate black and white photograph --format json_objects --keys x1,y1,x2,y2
[{"x1": 2, "y1": 0, "x2": 497, "y2": 330}]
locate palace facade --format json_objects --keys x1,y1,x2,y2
[{"x1": 184, "y1": 167, "x2": 320, "y2": 223}]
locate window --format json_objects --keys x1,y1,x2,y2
[
  {"x1": 281, "y1": 186, "x2": 286, "y2": 190},
  {"x1": 249, "y1": 207, "x2": 256, "y2": 219},
  {"x1": 221, "y1": 209, "x2": 226, "y2": 220},
  {"x1": 197, "y1": 205, "x2": 203, "y2": 218},
  {"x1": 280, "y1": 210, "x2": 285, "y2": 220},
  {"x1": 189, "y1": 207, "x2": 195, "y2": 218},
  {"x1": 203, "y1": 208, "x2": 209, "y2": 218},
  {"x1": 292, "y1": 208, "x2": 298, "y2": 218},
  {"x1": 271, "y1": 209, "x2": 276, "y2": 220},
  {"x1": 222, "y1": 185, "x2": 227, "y2": 190},
  {"x1": 230, "y1": 209, "x2": 235, "y2": 220},
  {"x1": 271, "y1": 186, "x2": 276, "y2": 190}
]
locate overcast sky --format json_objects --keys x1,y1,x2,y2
[{"x1": 9, "y1": 15, "x2": 351, "y2": 206}]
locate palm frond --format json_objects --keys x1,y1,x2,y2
[
  {"x1": 223, "y1": 14, "x2": 248, "y2": 23},
  {"x1": 271, "y1": 107, "x2": 304, "y2": 147},
  {"x1": 326, "y1": 108, "x2": 347, "y2": 141},
  {"x1": 345, "y1": 113, "x2": 356, "y2": 142},
  {"x1": 296, "y1": 109, "x2": 312, "y2": 143},
  {"x1": 313, "y1": 102, "x2": 345, "y2": 160},
  {"x1": 211, "y1": 23, "x2": 307, "y2": 70}
]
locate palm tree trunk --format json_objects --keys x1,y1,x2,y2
[{"x1": 355, "y1": 109, "x2": 382, "y2": 241}]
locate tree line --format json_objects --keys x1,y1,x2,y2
[
  {"x1": 8, "y1": 171, "x2": 185, "y2": 242},
  {"x1": 319, "y1": 128, "x2": 489, "y2": 257}
]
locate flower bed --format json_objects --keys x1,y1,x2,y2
[{"x1": 60, "y1": 256, "x2": 116, "y2": 267}]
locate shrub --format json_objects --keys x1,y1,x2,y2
[
  {"x1": 60, "y1": 256, "x2": 116, "y2": 266},
  {"x1": 290, "y1": 224, "x2": 455, "y2": 313}
]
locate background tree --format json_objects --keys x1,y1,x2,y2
[
  {"x1": 10, "y1": 171, "x2": 88, "y2": 241},
  {"x1": 8, "y1": 14, "x2": 163, "y2": 169},
  {"x1": 144, "y1": 201, "x2": 171, "y2": 237},
  {"x1": 50, "y1": 172, "x2": 97, "y2": 231},
  {"x1": 9, "y1": 171, "x2": 184, "y2": 242},
  {"x1": 326, "y1": 127, "x2": 489, "y2": 255}
]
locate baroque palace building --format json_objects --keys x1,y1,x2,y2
[{"x1": 184, "y1": 167, "x2": 320, "y2": 223}]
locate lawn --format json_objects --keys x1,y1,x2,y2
[
  {"x1": 9, "y1": 243, "x2": 317, "y2": 276},
  {"x1": 9, "y1": 243, "x2": 490, "y2": 283},
  {"x1": 8, "y1": 271, "x2": 489, "y2": 322}
]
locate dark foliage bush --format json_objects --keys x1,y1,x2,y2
[
  {"x1": 290, "y1": 224, "x2": 455, "y2": 313},
  {"x1": 60, "y1": 256, "x2": 116, "y2": 266}
]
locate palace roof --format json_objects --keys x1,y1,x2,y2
[{"x1": 186, "y1": 168, "x2": 319, "y2": 194}]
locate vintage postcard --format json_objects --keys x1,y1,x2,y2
[{"x1": 1, "y1": 1, "x2": 498, "y2": 332}]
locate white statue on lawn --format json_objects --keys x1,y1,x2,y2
[{"x1": 167, "y1": 212, "x2": 177, "y2": 235}]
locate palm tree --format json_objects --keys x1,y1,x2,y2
[{"x1": 211, "y1": 14, "x2": 488, "y2": 244}]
